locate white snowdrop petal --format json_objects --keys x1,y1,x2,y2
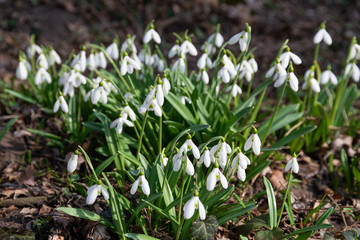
[
  {"x1": 228, "y1": 32, "x2": 242, "y2": 45},
  {"x1": 86, "y1": 185, "x2": 99, "y2": 205},
  {"x1": 219, "y1": 172, "x2": 228, "y2": 189},
  {"x1": 53, "y1": 99, "x2": 60, "y2": 113},
  {"x1": 329, "y1": 72, "x2": 338, "y2": 85},
  {"x1": 274, "y1": 75, "x2": 286, "y2": 88},
  {"x1": 130, "y1": 178, "x2": 140, "y2": 195},
  {"x1": 110, "y1": 119, "x2": 120, "y2": 129},
  {"x1": 67, "y1": 154, "x2": 78, "y2": 173},
  {"x1": 152, "y1": 31, "x2": 161, "y2": 44},
  {"x1": 244, "y1": 134, "x2": 253, "y2": 151},
  {"x1": 310, "y1": 78, "x2": 321, "y2": 93},
  {"x1": 116, "y1": 121, "x2": 123, "y2": 134},
  {"x1": 156, "y1": 85, "x2": 164, "y2": 107},
  {"x1": 184, "y1": 197, "x2": 196, "y2": 219},
  {"x1": 198, "y1": 200, "x2": 206, "y2": 220},
  {"x1": 289, "y1": 73, "x2": 299, "y2": 92},
  {"x1": 290, "y1": 53, "x2": 302, "y2": 65},
  {"x1": 60, "y1": 96, "x2": 69, "y2": 113},
  {"x1": 206, "y1": 169, "x2": 217, "y2": 191},
  {"x1": 186, "y1": 158, "x2": 195, "y2": 176},
  {"x1": 253, "y1": 134, "x2": 261, "y2": 155},
  {"x1": 173, "y1": 158, "x2": 182, "y2": 172},
  {"x1": 320, "y1": 71, "x2": 330, "y2": 84},
  {"x1": 141, "y1": 176, "x2": 150, "y2": 196},
  {"x1": 285, "y1": 159, "x2": 293, "y2": 172},
  {"x1": 323, "y1": 31, "x2": 332, "y2": 45},
  {"x1": 292, "y1": 158, "x2": 299, "y2": 173},
  {"x1": 313, "y1": 29, "x2": 324, "y2": 44},
  {"x1": 266, "y1": 66, "x2": 275, "y2": 78},
  {"x1": 237, "y1": 166, "x2": 246, "y2": 182},
  {"x1": 143, "y1": 31, "x2": 152, "y2": 44}
]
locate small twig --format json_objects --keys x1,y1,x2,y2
[{"x1": 0, "y1": 196, "x2": 48, "y2": 207}]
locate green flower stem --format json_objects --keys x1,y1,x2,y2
[
  {"x1": 133, "y1": 121, "x2": 152, "y2": 158},
  {"x1": 175, "y1": 217, "x2": 185, "y2": 240},
  {"x1": 78, "y1": 146, "x2": 99, "y2": 182},
  {"x1": 310, "y1": 61, "x2": 322, "y2": 116},
  {"x1": 244, "y1": 87, "x2": 266, "y2": 138},
  {"x1": 313, "y1": 44, "x2": 320, "y2": 63},
  {"x1": 137, "y1": 112, "x2": 148, "y2": 159},
  {"x1": 159, "y1": 114, "x2": 162, "y2": 155},
  {"x1": 261, "y1": 79, "x2": 287, "y2": 145},
  {"x1": 246, "y1": 74, "x2": 254, "y2": 99},
  {"x1": 178, "y1": 156, "x2": 188, "y2": 223},
  {"x1": 277, "y1": 169, "x2": 292, "y2": 227}
]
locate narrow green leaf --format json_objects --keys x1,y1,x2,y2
[
  {"x1": 125, "y1": 233, "x2": 160, "y2": 240},
  {"x1": 282, "y1": 224, "x2": 333, "y2": 238},
  {"x1": 141, "y1": 199, "x2": 179, "y2": 226},
  {"x1": 165, "y1": 92, "x2": 196, "y2": 125},
  {"x1": 341, "y1": 149, "x2": 351, "y2": 189},
  {"x1": 263, "y1": 176, "x2": 277, "y2": 229},
  {"x1": 5, "y1": 89, "x2": 37, "y2": 105},
  {"x1": 0, "y1": 116, "x2": 18, "y2": 141},
  {"x1": 26, "y1": 128, "x2": 61, "y2": 141},
  {"x1": 272, "y1": 126, "x2": 316, "y2": 149}
]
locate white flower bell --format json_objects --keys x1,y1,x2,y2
[
  {"x1": 53, "y1": 92, "x2": 69, "y2": 113},
  {"x1": 179, "y1": 134, "x2": 200, "y2": 159},
  {"x1": 199, "y1": 147, "x2": 215, "y2": 168},
  {"x1": 130, "y1": 170, "x2": 150, "y2": 196},
  {"x1": 106, "y1": 41, "x2": 119, "y2": 60},
  {"x1": 143, "y1": 25, "x2": 161, "y2": 44},
  {"x1": 71, "y1": 49, "x2": 87, "y2": 72},
  {"x1": 86, "y1": 183, "x2": 109, "y2": 205},
  {"x1": 206, "y1": 162, "x2": 228, "y2": 191},
  {"x1": 35, "y1": 67, "x2": 51, "y2": 85},
  {"x1": 183, "y1": 190, "x2": 206, "y2": 220},
  {"x1": 244, "y1": 127, "x2": 261, "y2": 155},
  {"x1": 173, "y1": 149, "x2": 195, "y2": 176},
  {"x1": 210, "y1": 139, "x2": 232, "y2": 169},
  {"x1": 285, "y1": 154, "x2": 299, "y2": 174},
  {"x1": 91, "y1": 81, "x2": 108, "y2": 104},
  {"x1": 313, "y1": 23, "x2": 332, "y2": 45},
  {"x1": 110, "y1": 113, "x2": 134, "y2": 134},
  {"x1": 228, "y1": 27, "x2": 250, "y2": 52},
  {"x1": 16, "y1": 60, "x2": 28, "y2": 80},
  {"x1": 67, "y1": 150, "x2": 79, "y2": 173},
  {"x1": 279, "y1": 47, "x2": 302, "y2": 69},
  {"x1": 120, "y1": 53, "x2": 141, "y2": 75},
  {"x1": 320, "y1": 67, "x2": 337, "y2": 85},
  {"x1": 180, "y1": 39, "x2": 198, "y2": 56}
]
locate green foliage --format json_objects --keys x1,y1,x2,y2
[{"x1": 191, "y1": 215, "x2": 219, "y2": 240}]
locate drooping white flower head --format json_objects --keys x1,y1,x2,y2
[
  {"x1": 228, "y1": 29, "x2": 249, "y2": 52},
  {"x1": 71, "y1": 49, "x2": 87, "y2": 72},
  {"x1": 53, "y1": 93, "x2": 69, "y2": 113},
  {"x1": 226, "y1": 84, "x2": 242, "y2": 97},
  {"x1": 68, "y1": 70, "x2": 86, "y2": 88},
  {"x1": 180, "y1": 96, "x2": 192, "y2": 105},
  {"x1": 139, "y1": 49, "x2": 154, "y2": 66},
  {"x1": 210, "y1": 139, "x2": 232, "y2": 169},
  {"x1": 16, "y1": 60, "x2": 28, "y2": 80},
  {"x1": 27, "y1": 43, "x2": 42, "y2": 59},
  {"x1": 274, "y1": 69, "x2": 299, "y2": 92},
  {"x1": 35, "y1": 67, "x2": 51, "y2": 85},
  {"x1": 236, "y1": 60, "x2": 254, "y2": 82},
  {"x1": 36, "y1": 53, "x2": 49, "y2": 70},
  {"x1": 279, "y1": 47, "x2": 302, "y2": 69},
  {"x1": 345, "y1": 63, "x2": 360, "y2": 82},
  {"x1": 48, "y1": 49, "x2": 61, "y2": 66},
  {"x1": 110, "y1": 113, "x2": 134, "y2": 134},
  {"x1": 180, "y1": 39, "x2": 198, "y2": 56},
  {"x1": 179, "y1": 134, "x2": 200, "y2": 159},
  {"x1": 143, "y1": 26, "x2": 161, "y2": 44},
  {"x1": 197, "y1": 52, "x2": 213, "y2": 70},
  {"x1": 96, "y1": 52, "x2": 107, "y2": 69},
  {"x1": 206, "y1": 163, "x2": 228, "y2": 191},
  {"x1": 162, "y1": 76, "x2": 171, "y2": 95},
  {"x1": 208, "y1": 32, "x2": 224, "y2": 48},
  {"x1": 91, "y1": 81, "x2": 108, "y2": 104},
  {"x1": 199, "y1": 147, "x2": 215, "y2": 168},
  {"x1": 183, "y1": 191, "x2": 206, "y2": 220},
  {"x1": 349, "y1": 43, "x2": 360, "y2": 61},
  {"x1": 86, "y1": 183, "x2": 109, "y2": 205},
  {"x1": 173, "y1": 150, "x2": 195, "y2": 176},
  {"x1": 285, "y1": 154, "x2": 299, "y2": 174},
  {"x1": 171, "y1": 55, "x2": 186, "y2": 74},
  {"x1": 130, "y1": 171, "x2": 150, "y2": 196},
  {"x1": 196, "y1": 69, "x2": 209, "y2": 84},
  {"x1": 87, "y1": 53, "x2": 97, "y2": 71},
  {"x1": 244, "y1": 127, "x2": 261, "y2": 155},
  {"x1": 106, "y1": 41, "x2": 119, "y2": 60},
  {"x1": 169, "y1": 42, "x2": 181, "y2": 58},
  {"x1": 320, "y1": 67, "x2": 337, "y2": 85},
  {"x1": 248, "y1": 56, "x2": 258, "y2": 73},
  {"x1": 266, "y1": 61, "x2": 287, "y2": 80},
  {"x1": 231, "y1": 150, "x2": 251, "y2": 170},
  {"x1": 67, "y1": 150, "x2": 79, "y2": 173},
  {"x1": 121, "y1": 53, "x2": 141, "y2": 75},
  {"x1": 313, "y1": 23, "x2": 332, "y2": 45},
  {"x1": 122, "y1": 34, "x2": 137, "y2": 54},
  {"x1": 161, "y1": 153, "x2": 168, "y2": 168}
]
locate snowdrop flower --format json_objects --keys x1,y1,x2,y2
[
  {"x1": 143, "y1": 25, "x2": 161, "y2": 44},
  {"x1": 173, "y1": 150, "x2": 195, "y2": 176},
  {"x1": 313, "y1": 23, "x2": 332, "y2": 45},
  {"x1": 197, "y1": 52, "x2": 212, "y2": 69},
  {"x1": 171, "y1": 55, "x2": 186, "y2": 74},
  {"x1": 169, "y1": 41, "x2": 180, "y2": 58},
  {"x1": 124, "y1": 92, "x2": 133, "y2": 102},
  {"x1": 320, "y1": 67, "x2": 338, "y2": 85},
  {"x1": 248, "y1": 56, "x2": 258, "y2": 73},
  {"x1": 139, "y1": 49, "x2": 154, "y2": 66},
  {"x1": 121, "y1": 53, "x2": 141, "y2": 75},
  {"x1": 266, "y1": 61, "x2": 287, "y2": 80},
  {"x1": 237, "y1": 60, "x2": 253, "y2": 82},
  {"x1": 274, "y1": 65, "x2": 299, "y2": 92},
  {"x1": 67, "y1": 150, "x2": 79, "y2": 173},
  {"x1": 184, "y1": 190, "x2": 206, "y2": 220},
  {"x1": 349, "y1": 43, "x2": 360, "y2": 60},
  {"x1": 206, "y1": 162, "x2": 228, "y2": 191},
  {"x1": 285, "y1": 154, "x2": 299, "y2": 174},
  {"x1": 36, "y1": 53, "x2": 49, "y2": 70},
  {"x1": 131, "y1": 170, "x2": 150, "y2": 196},
  {"x1": 35, "y1": 67, "x2": 51, "y2": 85},
  {"x1": 58, "y1": 71, "x2": 69, "y2": 86},
  {"x1": 210, "y1": 138, "x2": 232, "y2": 169},
  {"x1": 68, "y1": 70, "x2": 86, "y2": 88},
  {"x1": 96, "y1": 52, "x2": 107, "y2": 69},
  {"x1": 106, "y1": 41, "x2": 119, "y2": 60},
  {"x1": 87, "y1": 53, "x2": 96, "y2": 71},
  {"x1": 196, "y1": 69, "x2": 209, "y2": 84},
  {"x1": 179, "y1": 134, "x2": 200, "y2": 159},
  {"x1": 85, "y1": 86, "x2": 96, "y2": 102},
  {"x1": 208, "y1": 32, "x2": 224, "y2": 48},
  {"x1": 27, "y1": 43, "x2": 42, "y2": 59},
  {"x1": 226, "y1": 84, "x2": 242, "y2": 97},
  {"x1": 139, "y1": 98, "x2": 162, "y2": 117},
  {"x1": 91, "y1": 81, "x2": 108, "y2": 104},
  {"x1": 161, "y1": 153, "x2": 168, "y2": 168},
  {"x1": 244, "y1": 127, "x2": 261, "y2": 155},
  {"x1": 279, "y1": 47, "x2": 302, "y2": 68},
  {"x1": 123, "y1": 105, "x2": 136, "y2": 121},
  {"x1": 155, "y1": 80, "x2": 165, "y2": 107},
  {"x1": 231, "y1": 149, "x2": 251, "y2": 182},
  {"x1": 16, "y1": 60, "x2": 28, "y2": 80},
  {"x1": 110, "y1": 113, "x2": 134, "y2": 134},
  {"x1": 345, "y1": 63, "x2": 360, "y2": 82},
  {"x1": 199, "y1": 147, "x2": 215, "y2": 168},
  {"x1": 229, "y1": 29, "x2": 249, "y2": 52},
  {"x1": 217, "y1": 63, "x2": 232, "y2": 83},
  {"x1": 162, "y1": 75, "x2": 171, "y2": 94},
  {"x1": 71, "y1": 49, "x2": 86, "y2": 72},
  {"x1": 122, "y1": 35, "x2": 137, "y2": 54},
  {"x1": 53, "y1": 92, "x2": 68, "y2": 113},
  {"x1": 180, "y1": 39, "x2": 198, "y2": 56},
  {"x1": 217, "y1": 55, "x2": 236, "y2": 82},
  {"x1": 153, "y1": 54, "x2": 165, "y2": 72},
  {"x1": 86, "y1": 183, "x2": 109, "y2": 205},
  {"x1": 180, "y1": 96, "x2": 192, "y2": 105},
  {"x1": 47, "y1": 49, "x2": 61, "y2": 66}
]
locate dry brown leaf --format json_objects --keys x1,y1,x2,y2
[
  {"x1": 39, "y1": 204, "x2": 52, "y2": 215},
  {"x1": 14, "y1": 188, "x2": 30, "y2": 199},
  {"x1": 269, "y1": 169, "x2": 286, "y2": 190},
  {"x1": 20, "y1": 207, "x2": 38, "y2": 215},
  {"x1": 17, "y1": 164, "x2": 36, "y2": 186}
]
